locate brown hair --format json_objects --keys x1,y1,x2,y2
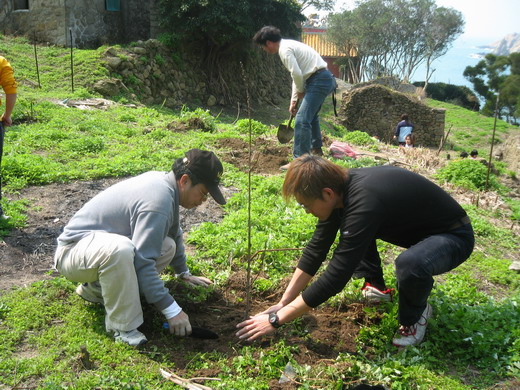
[
  {"x1": 405, "y1": 133, "x2": 415, "y2": 143},
  {"x1": 282, "y1": 155, "x2": 348, "y2": 201}
]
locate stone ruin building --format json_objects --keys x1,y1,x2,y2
[
  {"x1": 339, "y1": 84, "x2": 445, "y2": 147},
  {"x1": 0, "y1": 0, "x2": 162, "y2": 48}
]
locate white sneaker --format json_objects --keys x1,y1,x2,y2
[
  {"x1": 361, "y1": 282, "x2": 394, "y2": 302},
  {"x1": 392, "y1": 303, "x2": 433, "y2": 347},
  {"x1": 0, "y1": 207, "x2": 9, "y2": 220},
  {"x1": 113, "y1": 329, "x2": 148, "y2": 346},
  {"x1": 76, "y1": 283, "x2": 104, "y2": 305}
]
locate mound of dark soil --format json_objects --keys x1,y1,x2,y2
[
  {"x1": 138, "y1": 271, "x2": 384, "y2": 385},
  {"x1": 217, "y1": 137, "x2": 292, "y2": 175}
]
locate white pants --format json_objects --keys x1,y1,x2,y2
[{"x1": 54, "y1": 232, "x2": 176, "y2": 332}]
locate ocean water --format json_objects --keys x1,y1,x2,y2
[{"x1": 411, "y1": 37, "x2": 492, "y2": 90}]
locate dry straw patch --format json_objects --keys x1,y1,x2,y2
[{"x1": 355, "y1": 144, "x2": 516, "y2": 222}]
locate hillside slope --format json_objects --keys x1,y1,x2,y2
[{"x1": 0, "y1": 34, "x2": 519, "y2": 390}]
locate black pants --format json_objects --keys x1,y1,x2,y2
[{"x1": 353, "y1": 224, "x2": 475, "y2": 326}]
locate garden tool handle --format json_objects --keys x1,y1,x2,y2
[
  {"x1": 287, "y1": 114, "x2": 295, "y2": 128},
  {"x1": 288, "y1": 98, "x2": 300, "y2": 127}
]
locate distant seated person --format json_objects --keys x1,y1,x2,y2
[
  {"x1": 459, "y1": 151, "x2": 468, "y2": 159},
  {"x1": 393, "y1": 114, "x2": 414, "y2": 146},
  {"x1": 404, "y1": 133, "x2": 415, "y2": 148},
  {"x1": 470, "y1": 150, "x2": 478, "y2": 159}
]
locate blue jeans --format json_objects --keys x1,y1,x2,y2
[
  {"x1": 293, "y1": 69, "x2": 336, "y2": 157},
  {"x1": 354, "y1": 224, "x2": 474, "y2": 326}
]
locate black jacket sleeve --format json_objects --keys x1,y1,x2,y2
[{"x1": 297, "y1": 210, "x2": 342, "y2": 276}]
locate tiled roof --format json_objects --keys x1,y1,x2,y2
[{"x1": 302, "y1": 29, "x2": 356, "y2": 58}]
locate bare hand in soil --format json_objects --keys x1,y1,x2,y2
[
  {"x1": 235, "y1": 314, "x2": 275, "y2": 341},
  {"x1": 258, "y1": 302, "x2": 284, "y2": 315},
  {"x1": 182, "y1": 275, "x2": 213, "y2": 287},
  {"x1": 167, "y1": 311, "x2": 192, "y2": 336}
]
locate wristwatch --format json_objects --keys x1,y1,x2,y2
[{"x1": 268, "y1": 312, "x2": 282, "y2": 328}]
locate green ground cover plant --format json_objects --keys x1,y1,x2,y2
[
  {"x1": 435, "y1": 158, "x2": 503, "y2": 191},
  {"x1": 1, "y1": 35, "x2": 519, "y2": 389}
]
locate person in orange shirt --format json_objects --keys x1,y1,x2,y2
[{"x1": 0, "y1": 56, "x2": 18, "y2": 219}]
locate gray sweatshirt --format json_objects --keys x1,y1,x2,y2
[{"x1": 57, "y1": 171, "x2": 187, "y2": 310}]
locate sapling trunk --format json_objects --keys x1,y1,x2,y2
[{"x1": 240, "y1": 62, "x2": 253, "y2": 318}]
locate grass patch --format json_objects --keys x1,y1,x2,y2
[
  {"x1": 0, "y1": 34, "x2": 518, "y2": 389},
  {"x1": 426, "y1": 99, "x2": 516, "y2": 155}
]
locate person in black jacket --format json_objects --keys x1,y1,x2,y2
[{"x1": 236, "y1": 155, "x2": 474, "y2": 347}]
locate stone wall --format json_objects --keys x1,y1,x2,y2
[
  {"x1": 149, "y1": 0, "x2": 164, "y2": 39},
  {"x1": 221, "y1": 49, "x2": 293, "y2": 106},
  {"x1": 1, "y1": 0, "x2": 67, "y2": 45},
  {"x1": 96, "y1": 40, "x2": 291, "y2": 109},
  {"x1": 0, "y1": 2, "x2": 291, "y2": 106},
  {"x1": 0, "y1": 0, "x2": 150, "y2": 48},
  {"x1": 339, "y1": 84, "x2": 445, "y2": 147},
  {"x1": 122, "y1": 1, "x2": 151, "y2": 44},
  {"x1": 64, "y1": 0, "x2": 122, "y2": 48}
]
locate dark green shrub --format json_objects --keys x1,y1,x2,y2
[
  {"x1": 435, "y1": 159, "x2": 500, "y2": 191},
  {"x1": 429, "y1": 291, "x2": 520, "y2": 373},
  {"x1": 235, "y1": 119, "x2": 270, "y2": 136},
  {"x1": 414, "y1": 82, "x2": 480, "y2": 111},
  {"x1": 342, "y1": 130, "x2": 378, "y2": 146}
]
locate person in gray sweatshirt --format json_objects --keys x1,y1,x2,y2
[{"x1": 54, "y1": 149, "x2": 226, "y2": 346}]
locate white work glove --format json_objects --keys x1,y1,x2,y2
[
  {"x1": 167, "y1": 311, "x2": 192, "y2": 337},
  {"x1": 177, "y1": 271, "x2": 213, "y2": 287}
]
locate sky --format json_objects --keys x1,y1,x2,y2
[
  {"x1": 328, "y1": 0, "x2": 520, "y2": 43},
  {"x1": 305, "y1": 0, "x2": 520, "y2": 87}
]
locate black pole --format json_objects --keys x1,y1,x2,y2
[
  {"x1": 33, "y1": 31, "x2": 41, "y2": 88},
  {"x1": 485, "y1": 92, "x2": 499, "y2": 191},
  {"x1": 69, "y1": 28, "x2": 74, "y2": 93}
]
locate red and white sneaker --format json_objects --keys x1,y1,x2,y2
[
  {"x1": 392, "y1": 303, "x2": 433, "y2": 347},
  {"x1": 361, "y1": 282, "x2": 394, "y2": 302}
]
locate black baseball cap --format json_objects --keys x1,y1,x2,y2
[{"x1": 183, "y1": 149, "x2": 226, "y2": 205}]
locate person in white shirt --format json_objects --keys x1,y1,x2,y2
[{"x1": 253, "y1": 26, "x2": 336, "y2": 169}]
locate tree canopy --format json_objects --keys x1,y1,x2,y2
[
  {"x1": 326, "y1": 0, "x2": 464, "y2": 84},
  {"x1": 157, "y1": 0, "x2": 305, "y2": 103},
  {"x1": 464, "y1": 52, "x2": 520, "y2": 123},
  {"x1": 299, "y1": 0, "x2": 334, "y2": 12},
  {"x1": 413, "y1": 82, "x2": 480, "y2": 111},
  {"x1": 157, "y1": 0, "x2": 304, "y2": 53}
]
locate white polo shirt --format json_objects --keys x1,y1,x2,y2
[{"x1": 278, "y1": 39, "x2": 327, "y2": 101}]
